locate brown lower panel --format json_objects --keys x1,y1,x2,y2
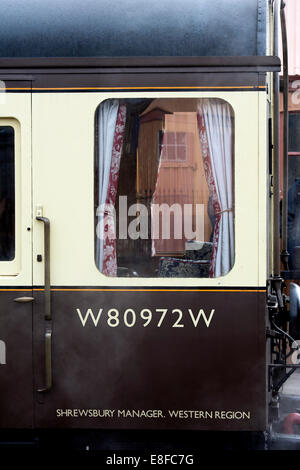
[
  {"x1": 34, "y1": 289, "x2": 266, "y2": 431},
  {"x1": 0, "y1": 290, "x2": 33, "y2": 428}
]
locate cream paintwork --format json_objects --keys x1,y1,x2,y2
[
  {"x1": 258, "y1": 92, "x2": 268, "y2": 286},
  {"x1": 0, "y1": 94, "x2": 32, "y2": 284},
  {"x1": 32, "y1": 91, "x2": 267, "y2": 287}
]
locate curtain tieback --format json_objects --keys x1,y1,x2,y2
[
  {"x1": 97, "y1": 206, "x2": 115, "y2": 217},
  {"x1": 215, "y1": 208, "x2": 233, "y2": 216}
]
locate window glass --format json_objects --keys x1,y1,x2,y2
[
  {"x1": 95, "y1": 98, "x2": 235, "y2": 278},
  {"x1": 0, "y1": 126, "x2": 15, "y2": 261},
  {"x1": 289, "y1": 113, "x2": 300, "y2": 153},
  {"x1": 287, "y1": 113, "x2": 300, "y2": 269}
]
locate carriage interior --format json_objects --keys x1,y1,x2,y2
[{"x1": 94, "y1": 98, "x2": 235, "y2": 278}]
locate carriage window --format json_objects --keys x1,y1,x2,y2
[
  {"x1": 94, "y1": 98, "x2": 235, "y2": 278},
  {"x1": 0, "y1": 126, "x2": 15, "y2": 261}
]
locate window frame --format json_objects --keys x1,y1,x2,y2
[
  {"x1": 0, "y1": 118, "x2": 21, "y2": 275},
  {"x1": 94, "y1": 97, "x2": 236, "y2": 279}
]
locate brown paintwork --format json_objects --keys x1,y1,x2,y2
[
  {"x1": 4, "y1": 74, "x2": 266, "y2": 91},
  {"x1": 33, "y1": 289, "x2": 266, "y2": 431},
  {"x1": 0, "y1": 58, "x2": 278, "y2": 91},
  {"x1": 0, "y1": 290, "x2": 34, "y2": 428}
]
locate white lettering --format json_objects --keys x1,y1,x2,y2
[
  {"x1": 188, "y1": 308, "x2": 215, "y2": 327},
  {"x1": 76, "y1": 308, "x2": 103, "y2": 327}
]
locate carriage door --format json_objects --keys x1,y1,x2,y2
[
  {"x1": 32, "y1": 91, "x2": 105, "y2": 426},
  {"x1": 0, "y1": 82, "x2": 33, "y2": 428}
]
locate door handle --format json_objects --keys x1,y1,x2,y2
[
  {"x1": 14, "y1": 296, "x2": 35, "y2": 303},
  {"x1": 38, "y1": 327, "x2": 52, "y2": 393},
  {"x1": 36, "y1": 215, "x2": 52, "y2": 393}
]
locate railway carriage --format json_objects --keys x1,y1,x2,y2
[{"x1": 0, "y1": 0, "x2": 297, "y2": 450}]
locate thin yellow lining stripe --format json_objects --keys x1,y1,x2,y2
[
  {"x1": 0, "y1": 288, "x2": 266, "y2": 292},
  {"x1": 32, "y1": 288, "x2": 266, "y2": 293},
  {"x1": 1, "y1": 88, "x2": 32, "y2": 90},
  {"x1": 3, "y1": 85, "x2": 266, "y2": 91}
]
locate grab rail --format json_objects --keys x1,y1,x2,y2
[{"x1": 36, "y1": 215, "x2": 52, "y2": 393}]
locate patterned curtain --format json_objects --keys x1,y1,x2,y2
[
  {"x1": 96, "y1": 100, "x2": 127, "y2": 276},
  {"x1": 197, "y1": 99, "x2": 234, "y2": 277}
]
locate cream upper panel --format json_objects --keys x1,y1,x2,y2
[
  {"x1": 32, "y1": 91, "x2": 266, "y2": 287},
  {"x1": 0, "y1": 93, "x2": 32, "y2": 286}
]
